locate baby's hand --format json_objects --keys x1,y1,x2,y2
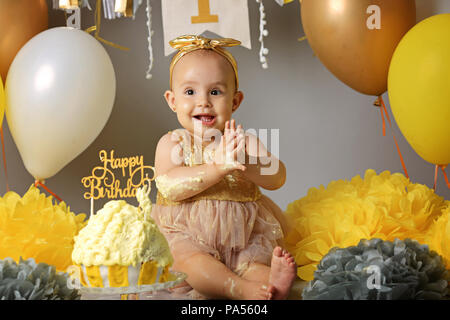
[{"x1": 214, "y1": 120, "x2": 246, "y2": 173}]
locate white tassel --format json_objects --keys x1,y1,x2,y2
[
  {"x1": 103, "y1": 0, "x2": 112, "y2": 19},
  {"x1": 145, "y1": 0, "x2": 154, "y2": 80},
  {"x1": 133, "y1": 0, "x2": 143, "y2": 19},
  {"x1": 103, "y1": 0, "x2": 122, "y2": 19},
  {"x1": 256, "y1": 0, "x2": 269, "y2": 69},
  {"x1": 114, "y1": 0, "x2": 127, "y2": 13},
  {"x1": 59, "y1": 0, "x2": 78, "y2": 10},
  {"x1": 53, "y1": 0, "x2": 91, "y2": 10},
  {"x1": 81, "y1": 0, "x2": 92, "y2": 10}
]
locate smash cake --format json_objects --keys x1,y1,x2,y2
[{"x1": 71, "y1": 183, "x2": 174, "y2": 289}]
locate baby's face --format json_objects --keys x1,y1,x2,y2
[{"x1": 165, "y1": 50, "x2": 243, "y2": 136}]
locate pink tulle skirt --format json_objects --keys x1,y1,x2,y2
[{"x1": 151, "y1": 195, "x2": 287, "y2": 276}]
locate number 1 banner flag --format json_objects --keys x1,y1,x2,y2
[{"x1": 161, "y1": 0, "x2": 252, "y2": 56}]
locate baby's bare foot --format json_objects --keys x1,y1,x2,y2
[{"x1": 268, "y1": 246, "x2": 296, "y2": 300}]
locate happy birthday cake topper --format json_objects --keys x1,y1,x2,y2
[{"x1": 81, "y1": 149, "x2": 155, "y2": 200}]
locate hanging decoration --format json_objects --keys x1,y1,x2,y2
[
  {"x1": 114, "y1": 0, "x2": 133, "y2": 17},
  {"x1": 161, "y1": 0, "x2": 251, "y2": 57},
  {"x1": 145, "y1": 0, "x2": 154, "y2": 79},
  {"x1": 85, "y1": 0, "x2": 130, "y2": 50},
  {"x1": 133, "y1": 0, "x2": 143, "y2": 18},
  {"x1": 103, "y1": 0, "x2": 128, "y2": 19},
  {"x1": 275, "y1": 0, "x2": 294, "y2": 5},
  {"x1": 59, "y1": 0, "x2": 81, "y2": 10},
  {"x1": 49, "y1": 0, "x2": 295, "y2": 78},
  {"x1": 256, "y1": 0, "x2": 269, "y2": 69},
  {"x1": 102, "y1": 0, "x2": 121, "y2": 19},
  {"x1": 102, "y1": 0, "x2": 144, "y2": 19},
  {"x1": 55, "y1": 0, "x2": 142, "y2": 19},
  {"x1": 53, "y1": 1, "x2": 92, "y2": 29},
  {"x1": 53, "y1": 0, "x2": 92, "y2": 10}
]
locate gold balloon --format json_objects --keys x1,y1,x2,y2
[
  {"x1": 301, "y1": 0, "x2": 416, "y2": 96},
  {"x1": 0, "y1": 0, "x2": 48, "y2": 81}
]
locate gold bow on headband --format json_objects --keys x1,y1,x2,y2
[
  {"x1": 169, "y1": 35, "x2": 241, "y2": 90},
  {"x1": 170, "y1": 35, "x2": 241, "y2": 50}
]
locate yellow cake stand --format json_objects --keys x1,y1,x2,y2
[{"x1": 78, "y1": 271, "x2": 187, "y2": 300}]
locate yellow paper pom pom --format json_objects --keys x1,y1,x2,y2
[
  {"x1": 0, "y1": 185, "x2": 87, "y2": 272},
  {"x1": 285, "y1": 169, "x2": 448, "y2": 281},
  {"x1": 426, "y1": 204, "x2": 450, "y2": 269}
]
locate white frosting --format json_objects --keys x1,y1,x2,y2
[{"x1": 72, "y1": 185, "x2": 172, "y2": 267}]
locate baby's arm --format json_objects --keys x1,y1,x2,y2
[
  {"x1": 154, "y1": 130, "x2": 245, "y2": 202},
  {"x1": 241, "y1": 130, "x2": 286, "y2": 191}
]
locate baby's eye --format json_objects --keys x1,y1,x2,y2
[
  {"x1": 185, "y1": 89, "x2": 194, "y2": 95},
  {"x1": 210, "y1": 89, "x2": 221, "y2": 95}
]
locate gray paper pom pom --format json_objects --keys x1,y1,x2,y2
[
  {"x1": 302, "y1": 238, "x2": 449, "y2": 300},
  {"x1": 0, "y1": 257, "x2": 81, "y2": 300}
]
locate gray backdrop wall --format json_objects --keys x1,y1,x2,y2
[{"x1": 1, "y1": 0, "x2": 449, "y2": 216}]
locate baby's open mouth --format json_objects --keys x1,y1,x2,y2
[{"x1": 193, "y1": 115, "x2": 216, "y2": 126}]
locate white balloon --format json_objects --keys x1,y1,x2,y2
[{"x1": 5, "y1": 27, "x2": 115, "y2": 180}]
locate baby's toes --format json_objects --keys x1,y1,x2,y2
[
  {"x1": 283, "y1": 250, "x2": 292, "y2": 258},
  {"x1": 287, "y1": 257, "x2": 295, "y2": 267},
  {"x1": 263, "y1": 285, "x2": 275, "y2": 300},
  {"x1": 273, "y1": 246, "x2": 283, "y2": 257}
]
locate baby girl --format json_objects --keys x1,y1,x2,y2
[{"x1": 151, "y1": 35, "x2": 296, "y2": 300}]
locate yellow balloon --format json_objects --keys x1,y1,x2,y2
[
  {"x1": 388, "y1": 14, "x2": 450, "y2": 166},
  {"x1": 0, "y1": 75, "x2": 4, "y2": 129}
]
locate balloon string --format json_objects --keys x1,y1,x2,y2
[
  {"x1": 378, "y1": 99, "x2": 386, "y2": 137},
  {"x1": 85, "y1": 0, "x2": 130, "y2": 51},
  {"x1": 434, "y1": 164, "x2": 438, "y2": 191},
  {"x1": 34, "y1": 180, "x2": 63, "y2": 202},
  {"x1": 0, "y1": 127, "x2": 9, "y2": 192},
  {"x1": 439, "y1": 165, "x2": 450, "y2": 189},
  {"x1": 379, "y1": 96, "x2": 409, "y2": 179}
]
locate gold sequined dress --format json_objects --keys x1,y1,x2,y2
[{"x1": 151, "y1": 129, "x2": 287, "y2": 291}]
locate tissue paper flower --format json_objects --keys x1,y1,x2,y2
[
  {"x1": 302, "y1": 238, "x2": 449, "y2": 300},
  {"x1": 284, "y1": 169, "x2": 448, "y2": 281},
  {"x1": 0, "y1": 186, "x2": 87, "y2": 272},
  {"x1": 426, "y1": 206, "x2": 450, "y2": 269},
  {"x1": 0, "y1": 257, "x2": 80, "y2": 300}
]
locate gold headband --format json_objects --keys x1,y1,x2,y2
[{"x1": 169, "y1": 35, "x2": 241, "y2": 90}]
